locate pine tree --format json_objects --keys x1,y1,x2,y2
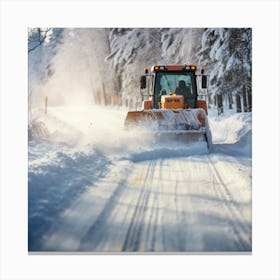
[{"x1": 196, "y1": 28, "x2": 252, "y2": 111}]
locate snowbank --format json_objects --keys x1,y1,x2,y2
[
  {"x1": 28, "y1": 139, "x2": 111, "y2": 250},
  {"x1": 209, "y1": 111, "x2": 252, "y2": 157}
]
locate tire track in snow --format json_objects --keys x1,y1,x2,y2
[
  {"x1": 42, "y1": 154, "x2": 251, "y2": 252},
  {"x1": 78, "y1": 177, "x2": 129, "y2": 251},
  {"x1": 206, "y1": 155, "x2": 252, "y2": 251},
  {"x1": 42, "y1": 161, "x2": 133, "y2": 251},
  {"x1": 122, "y1": 160, "x2": 157, "y2": 251},
  {"x1": 76, "y1": 160, "x2": 159, "y2": 252},
  {"x1": 173, "y1": 160, "x2": 199, "y2": 251}
]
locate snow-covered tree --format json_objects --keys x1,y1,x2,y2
[
  {"x1": 197, "y1": 28, "x2": 252, "y2": 111},
  {"x1": 106, "y1": 28, "x2": 204, "y2": 108},
  {"x1": 28, "y1": 28, "x2": 252, "y2": 112},
  {"x1": 28, "y1": 28, "x2": 63, "y2": 106}
]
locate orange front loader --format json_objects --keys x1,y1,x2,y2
[{"x1": 124, "y1": 64, "x2": 212, "y2": 150}]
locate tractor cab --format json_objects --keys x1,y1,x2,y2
[{"x1": 140, "y1": 64, "x2": 207, "y2": 111}]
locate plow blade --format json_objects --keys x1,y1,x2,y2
[
  {"x1": 124, "y1": 108, "x2": 212, "y2": 150},
  {"x1": 152, "y1": 130, "x2": 207, "y2": 143}
]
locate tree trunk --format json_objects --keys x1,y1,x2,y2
[
  {"x1": 216, "y1": 94, "x2": 223, "y2": 115},
  {"x1": 247, "y1": 93, "x2": 252, "y2": 112},
  {"x1": 236, "y1": 94, "x2": 242, "y2": 113},
  {"x1": 242, "y1": 85, "x2": 248, "y2": 112},
  {"x1": 228, "y1": 93, "x2": 233, "y2": 109}
]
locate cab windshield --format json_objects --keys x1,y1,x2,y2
[{"x1": 154, "y1": 72, "x2": 197, "y2": 108}]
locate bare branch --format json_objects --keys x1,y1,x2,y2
[{"x1": 28, "y1": 28, "x2": 52, "y2": 53}]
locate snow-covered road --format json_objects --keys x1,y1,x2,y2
[{"x1": 28, "y1": 106, "x2": 252, "y2": 252}]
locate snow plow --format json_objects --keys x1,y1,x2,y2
[{"x1": 124, "y1": 64, "x2": 212, "y2": 150}]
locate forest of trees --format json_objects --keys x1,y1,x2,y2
[
  {"x1": 197, "y1": 28, "x2": 252, "y2": 112},
  {"x1": 28, "y1": 28, "x2": 252, "y2": 113}
]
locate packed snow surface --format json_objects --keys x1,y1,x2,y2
[{"x1": 28, "y1": 105, "x2": 252, "y2": 252}]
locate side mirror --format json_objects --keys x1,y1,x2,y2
[
  {"x1": 140, "y1": 75, "x2": 147, "y2": 89},
  {"x1": 202, "y1": 75, "x2": 207, "y2": 89}
]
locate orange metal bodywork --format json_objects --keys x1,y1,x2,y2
[
  {"x1": 197, "y1": 112, "x2": 206, "y2": 127},
  {"x1": 142, "y1": 100, "x2": 153, "y2": 110},
  {"x1": 197, "y1": 100, "x2": 208, "y2": 115},
  {"x1": 124, "y1": 110, "x2": 164, "y2": 127},
  {"x1": 161, "y1": 95, "x2": 184, "y2": 109},
  {"x1": 164, "y1": 65, "x2": 185, "y2": 71}
]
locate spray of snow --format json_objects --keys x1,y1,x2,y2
[
  {"x1": 29, "y1": 29, "x2": 115, "y2": 110},
  {"x1": 29, "y1": 105, "x2": 211, "y2": 162}
]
